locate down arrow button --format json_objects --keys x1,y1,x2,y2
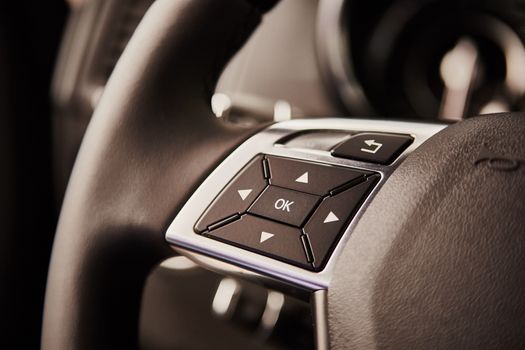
[{"x1": 207, "y1": 214, "x2": 311, "y2": 269}]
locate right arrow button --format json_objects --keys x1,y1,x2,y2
[
  {"x1": 304, "y1": 175, "x2": 379, "y2": 270},
  {"x1": 260, "y1": 231, "x2": 274, "y2": 243}
]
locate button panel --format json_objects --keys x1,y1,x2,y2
[
  {"x1": 166, "y1": 120, "x2": 446, "y2": 290},
  {"x1": 332, "y1": 132, "x2": 413, "y2": 164},
  {"x1": 195, "y1": 154, "x2": 378, "y2": 271},
  {"x1": 249, "y1": 186, "x2": 320, "y2": 227}
]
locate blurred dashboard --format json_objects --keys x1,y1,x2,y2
[{"x1": 52, "y1": 0, "x2": 337, "y2": 199}]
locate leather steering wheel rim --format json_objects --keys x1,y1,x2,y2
[{"x1": 42, "y1": 1, "x2": 276, "y2": 348}]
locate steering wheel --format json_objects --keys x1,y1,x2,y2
[{"x1": 42, "y1": 1, "x2": 525, "y2": 349}]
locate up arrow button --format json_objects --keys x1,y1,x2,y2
[
  {"x1": 265, "y1": 156, "x2": 367, "y2": 196},
  {"x1": 295, "y1": 172, "x2": 309, "y2": 184}
]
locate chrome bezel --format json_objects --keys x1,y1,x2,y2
[{"x1": 165, "y1": 119, "x2": 446, "y2": 292}]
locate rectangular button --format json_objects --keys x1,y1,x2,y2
[
  {"x1": 249, "y1": 186, "x2": 320, "y2": 227},
  {"x1": 332, "y1": 133, "x2": 413, "y2": 164}
]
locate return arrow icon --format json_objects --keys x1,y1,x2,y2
[{"x1": 360, "y1": 139, "x2": 383, "y2": 154}]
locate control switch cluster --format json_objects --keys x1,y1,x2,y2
[{"x1": 195, "y1": 155, "x2": 378, "y2": 271}]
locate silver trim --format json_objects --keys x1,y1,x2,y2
[
  {"x1": 312, "y1": 289, "x2": 329, "y2": 350},
  {"x1": 165, "y1": 119, "x2": 445, "y2": 293}
]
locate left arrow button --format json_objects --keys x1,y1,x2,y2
[{"x1": 195, "y1": 156, "x2": 267, "y2": 232}]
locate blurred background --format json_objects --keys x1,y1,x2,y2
[{"x1": 3, "y1": 0, "x2": 525, "y2": 348}]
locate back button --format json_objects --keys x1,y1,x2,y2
[
  {"x1": 206, "y1": 214, "x2": 311, "y2": 269},
  {"x1": 332, "y1": 133, "x2": 413, "y2": 164}
]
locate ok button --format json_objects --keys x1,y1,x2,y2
[
  {"x1": 274, "y1": 198, "x2": 294, "y2": 212},
  {"x1": 249, "y1": 186, "x2": 320, "y2": 227}
]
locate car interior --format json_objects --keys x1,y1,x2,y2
[{"x1": 1, "y1": 0, "x2": 524, "y2": 349}]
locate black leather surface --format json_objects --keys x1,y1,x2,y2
[
  {"x1": 329, "y1": 114, "x2": 525, "y2": 349},
  {"x1": 41, "y1": 1, "x2": 274, "y2": 349}
]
